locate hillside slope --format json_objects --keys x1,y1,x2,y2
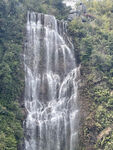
[{"x1": 68, "y1": 0, "x2": 113, "y2": 149}]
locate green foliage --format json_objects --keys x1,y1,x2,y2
[
  {"x1": 80, "y1": 36, "x2": 93, "y2": 62},
  {"x1": 0, "y1": 104, "x2": 24, "y2": 150},
  {"x1": 68, "y1": 0, "x2": 113, "y2": 149},
  {"x1": 0, "y1": 0, "x2": 25, "y2": 149},
  {"x1": 23, "y1": 0, "x2": 69, "y2": 19}
]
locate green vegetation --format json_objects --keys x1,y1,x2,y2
[
  {"x1": 23, "y1": 0, "x2": 69, "y2": 19},
  {"x1": 0, "y1": 0, "x2": 25, "y2": 149},
  {"x1": 68, "y1": 0, "x2": 113, "y2": 149}
]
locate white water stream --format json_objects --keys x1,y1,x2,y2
[{"x1": 24, "y1": 12, "x2": 79, "y2": 150}]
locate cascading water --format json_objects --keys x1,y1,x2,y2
[{"x1": 24, "y1": 12, "x2": 79, "y2": 150}]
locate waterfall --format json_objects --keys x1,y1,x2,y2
[{"x1": 24, "y1": 12, "x2": 79, "y2": 150}]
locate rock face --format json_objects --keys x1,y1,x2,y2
[
  {"x1": 24, "y1": 12, "x2": 80, "y2": 150},
  {"x1": 68, "y1": 13, "x2": 77, "y2": 21},
  {"x1": 67, "y1": 3, "x2": 87, "y2": 21}
]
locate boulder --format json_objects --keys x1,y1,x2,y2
[
  {"x1": 69, "y1": 9, "x2": 77, "y2": 14},
  {"x1": 68, "y1": 13, "x2": 77, "y2": 21}
]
